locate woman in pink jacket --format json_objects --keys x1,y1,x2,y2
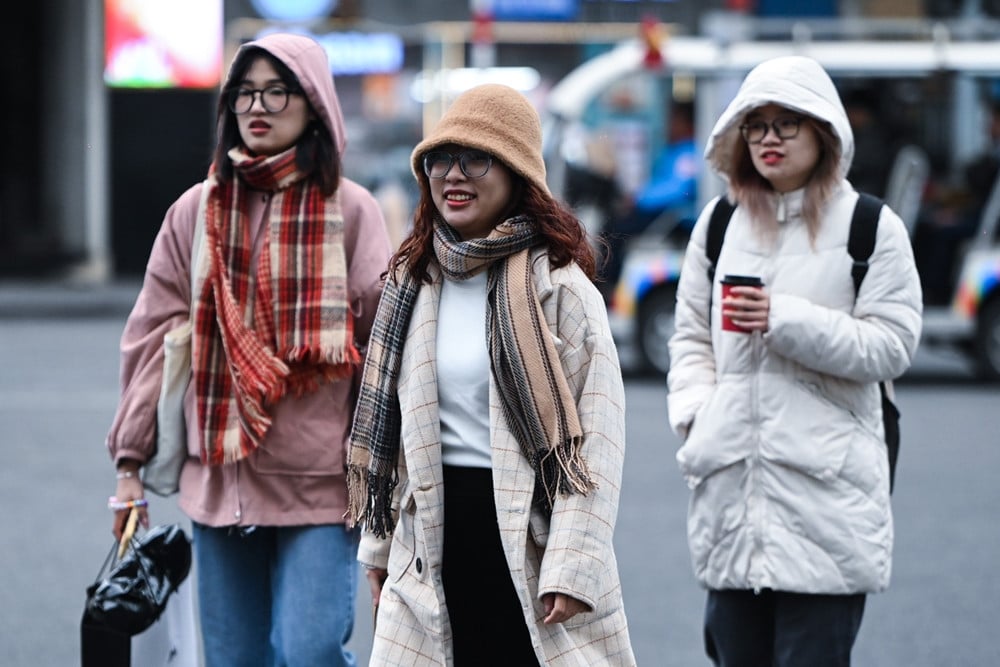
[{"x1": 105, "y1": 34, "x2": 391, "y2": 665}]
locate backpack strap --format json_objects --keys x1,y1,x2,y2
[
  {"x1": 705, "y1": 197, "x2": 737, "y2": 284},
  {"x1": 847, "y1": 192, "x2": 884, "y2": 295},
  {"x1": 704, "y1": 197, "x2": 737, "y2": 326},
  {"x1": 845, "y1": 191, "x2": 901, "y2": 493}
]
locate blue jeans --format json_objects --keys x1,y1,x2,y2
[
  {"x1": 704, "y1": 589, "x2": 866, "y2": 667},
  {"x1": 192, "y1": 523, "x2": 359, "y2": 667}
]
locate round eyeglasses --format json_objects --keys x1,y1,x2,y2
[
  {"x1": 423, "y1": 150, "x2": 493, "y2": 179},
  {"x1": 739, "y1": 115, "x2": 804, "y2": 144},
  {"x1": 228, "y1": 86, "x2": 300, "y2": 114}
]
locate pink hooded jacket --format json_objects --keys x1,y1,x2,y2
[{"x1": 106, "y1": 34, "x2": 392, "y2": 527}]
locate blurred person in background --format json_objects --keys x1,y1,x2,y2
[
  {"x1": 668, "y1": 56, "x2": 922, "y2": 667},
  {"x1": 914, "y1": 98, "x2": 1000, "y2": 303},
  {"x1": 844, "y1": 87, "x2": 893, "y2": 198},
  {"x1": 347, "y1": 83, "x2": 636, "y2": 666},
  {"x1": 602, "y1": 100, "x2": 700, "y2": 300},
  {"x1": 105, "y1": 33, "x2": 391, "y2": 666}
]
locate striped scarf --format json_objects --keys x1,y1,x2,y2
[
  {"x1": 192, "y1": 146, "x2": 359, "y2": 465},
  {"x1": 346, "y1": 217, "x2": 594, "y2": 538}
]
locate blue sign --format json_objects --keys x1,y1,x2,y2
[
  {"x1": 250, "y1": 0, "x2": 338, "y2": 21},
  {"x1": 258, "y1": 30, "x2": 404, "y2": 75},
  {"x1": 491, "y1": 0, "x2": 578, "y2": 21},
  {"x1": 317, "y1": 32, "x2": 403, "y2": 75}
]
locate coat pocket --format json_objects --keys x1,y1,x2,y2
[
  {"x1": 388, "y1": 489, "x2": 418, "y2": 583},
  {"x1": 676, "y1": 381, "x2": 754, "y2": 488},
  {"x1": 527, "y1": 508, "x2": 549, "y2": 549},
  {"x1": 248, "y1": 384, "x2": 349, "y2": 476}
]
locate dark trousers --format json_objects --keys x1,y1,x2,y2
[
  {"x1": 441, "y1": 465, "x2": 540, "y2": 667},
  {"x1": 704, "y1": 589, "x2": 867, "y2": 667}
]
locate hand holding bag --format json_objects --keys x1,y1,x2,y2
[
  {"x1": 143, "y1": 186, "x2": 209, "y2": 497},
  {"x1": 83, "y1": 509, "x2": 193, "y2": 637}
]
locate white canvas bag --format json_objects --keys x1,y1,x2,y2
[{"x1": 143, "y1": 186, "x2": 209, "y2": 496}]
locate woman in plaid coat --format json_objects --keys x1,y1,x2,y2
[{"x1": 347, "y1": 84, "x2": 636, "y2": 666}]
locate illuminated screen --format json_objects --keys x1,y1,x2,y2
[{"x1": 105, "y1": 0, "x2": 223, "y2": 88}]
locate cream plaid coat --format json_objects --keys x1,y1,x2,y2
[{"x1": 358, "y1": 249, "x2": 636, "y2": 666}]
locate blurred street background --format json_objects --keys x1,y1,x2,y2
[{"x1": 4, "y1": 0, "x2": 1000, "y2": 665}]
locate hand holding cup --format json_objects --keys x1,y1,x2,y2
[{"x1": 720, "y1": 275, "x2": 769, "y2": 333}]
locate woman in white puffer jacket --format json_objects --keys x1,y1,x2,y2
[{"x1": 667, "y1": 56, "x2": 922, "y2": 667}]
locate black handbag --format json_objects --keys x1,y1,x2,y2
[{"x1": 83, "y1": 521, "x2": 192, "y2": 637}]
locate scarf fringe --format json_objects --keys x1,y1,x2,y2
[
  {"x1": 345, "y1": 465, "x2": 366, "y2": 529},
  {"x1": 346, "y1": 464, "x2": 397, "y2": 538},
  {"x1": 537, "y1": 435, "x2": 598, "y2": 509},
  {"x1": 284, "y1": 361, "x2": 356, "y2": 397},
  {"x1": 282, "y1": 341, "x2": 361, "y2": 396},
  {"x1": 281, "y1": 343, "x2": 362, "y2": 367},
  {"x1": 240, "y1": 354, "x2": 291, "y2": 405}
]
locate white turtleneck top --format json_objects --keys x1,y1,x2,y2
[{"x1": 436, "y1": 271, "x2": 492, "y2": 468}]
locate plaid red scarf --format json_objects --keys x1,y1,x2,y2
[{"x1": 192, "y1": 147, "x2": 359, "y2": 465}]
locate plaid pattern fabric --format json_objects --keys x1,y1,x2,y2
[
  {"x1": 192, "y1": 147, "x2": 358, "y2": 465},
  {"x1": 357, "y1": 249, "x2": 635, "y2": 665},
  {"x1": 347, "y1": 217, "x2": 592, "y2": 536}
]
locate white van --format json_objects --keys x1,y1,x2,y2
[{"x1": 543, "y1": 24, "x2": 1000, "y2": 379}]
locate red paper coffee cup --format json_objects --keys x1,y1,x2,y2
[{"x1": 720, "y1": 274, "x2": 764, "y2": 333}]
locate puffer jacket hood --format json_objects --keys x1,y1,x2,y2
[
  {"x1": 219, "y1": 33, "x2": 347, "y2": 157},
  {"x1": 705, "y1": 56, "x2": 854, "y2": 183}
]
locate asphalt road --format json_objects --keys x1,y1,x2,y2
[{"x1": 0, "y1": 310, "x2": 997, "y2": 666}]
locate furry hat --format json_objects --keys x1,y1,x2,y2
[{"x1": 411, "y1": 84, "x2": 549, "y2": 195}]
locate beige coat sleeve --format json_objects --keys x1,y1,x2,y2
[{"x1": 535, "y1": 259, "x2": 627, "y2": 611}]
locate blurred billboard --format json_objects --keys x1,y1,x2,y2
[{"x1": 105, "y1": 0, "x2": 223, "y2": 88}]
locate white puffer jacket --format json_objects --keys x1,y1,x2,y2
[{"x1": 667, "y1": 56, "x2": 923, "y2": 594}]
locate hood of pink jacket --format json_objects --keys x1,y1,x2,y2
[{"x1": 220, "y1": 33, "x2": 347, "y2": 157}]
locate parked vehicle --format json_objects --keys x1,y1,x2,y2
[{"x1": 543, "y1": 22, "x2": 1000, "y2": 379}]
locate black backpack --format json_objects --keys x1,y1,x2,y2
[{"x1": 704, "y1": 193, "x2": 901, "y2": 493}]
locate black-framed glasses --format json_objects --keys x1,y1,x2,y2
[
  {"x1": 423, "y1": 150, "x2": 493, "y2": 179},
  {"x1": 739, "y1": 115, "x2": 804, "y2": 144},
  {"x1": 228, "y1": 86, "x2": 300, "y2": 114}
]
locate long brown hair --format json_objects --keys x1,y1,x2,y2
[
  {"x1": 390, "y1": 168, "x2": 596, "y2": 284},
  {"x1": 213, "y1": 48, "x2": 340, "y2": 197},
  {"x1": 728, "y1": 115, "x2": 842, "y2": 243}
]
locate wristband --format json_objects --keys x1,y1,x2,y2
[
  {"x1": 107, "y1": 496, "x2": 148, "y2": 512},
  {"x1": 116, "y1": 470, "x2": 138, "y2": 480}
]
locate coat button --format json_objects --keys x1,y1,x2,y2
[{"x1": 415, "y1": 558, "x2": 423, "y2": 573}]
